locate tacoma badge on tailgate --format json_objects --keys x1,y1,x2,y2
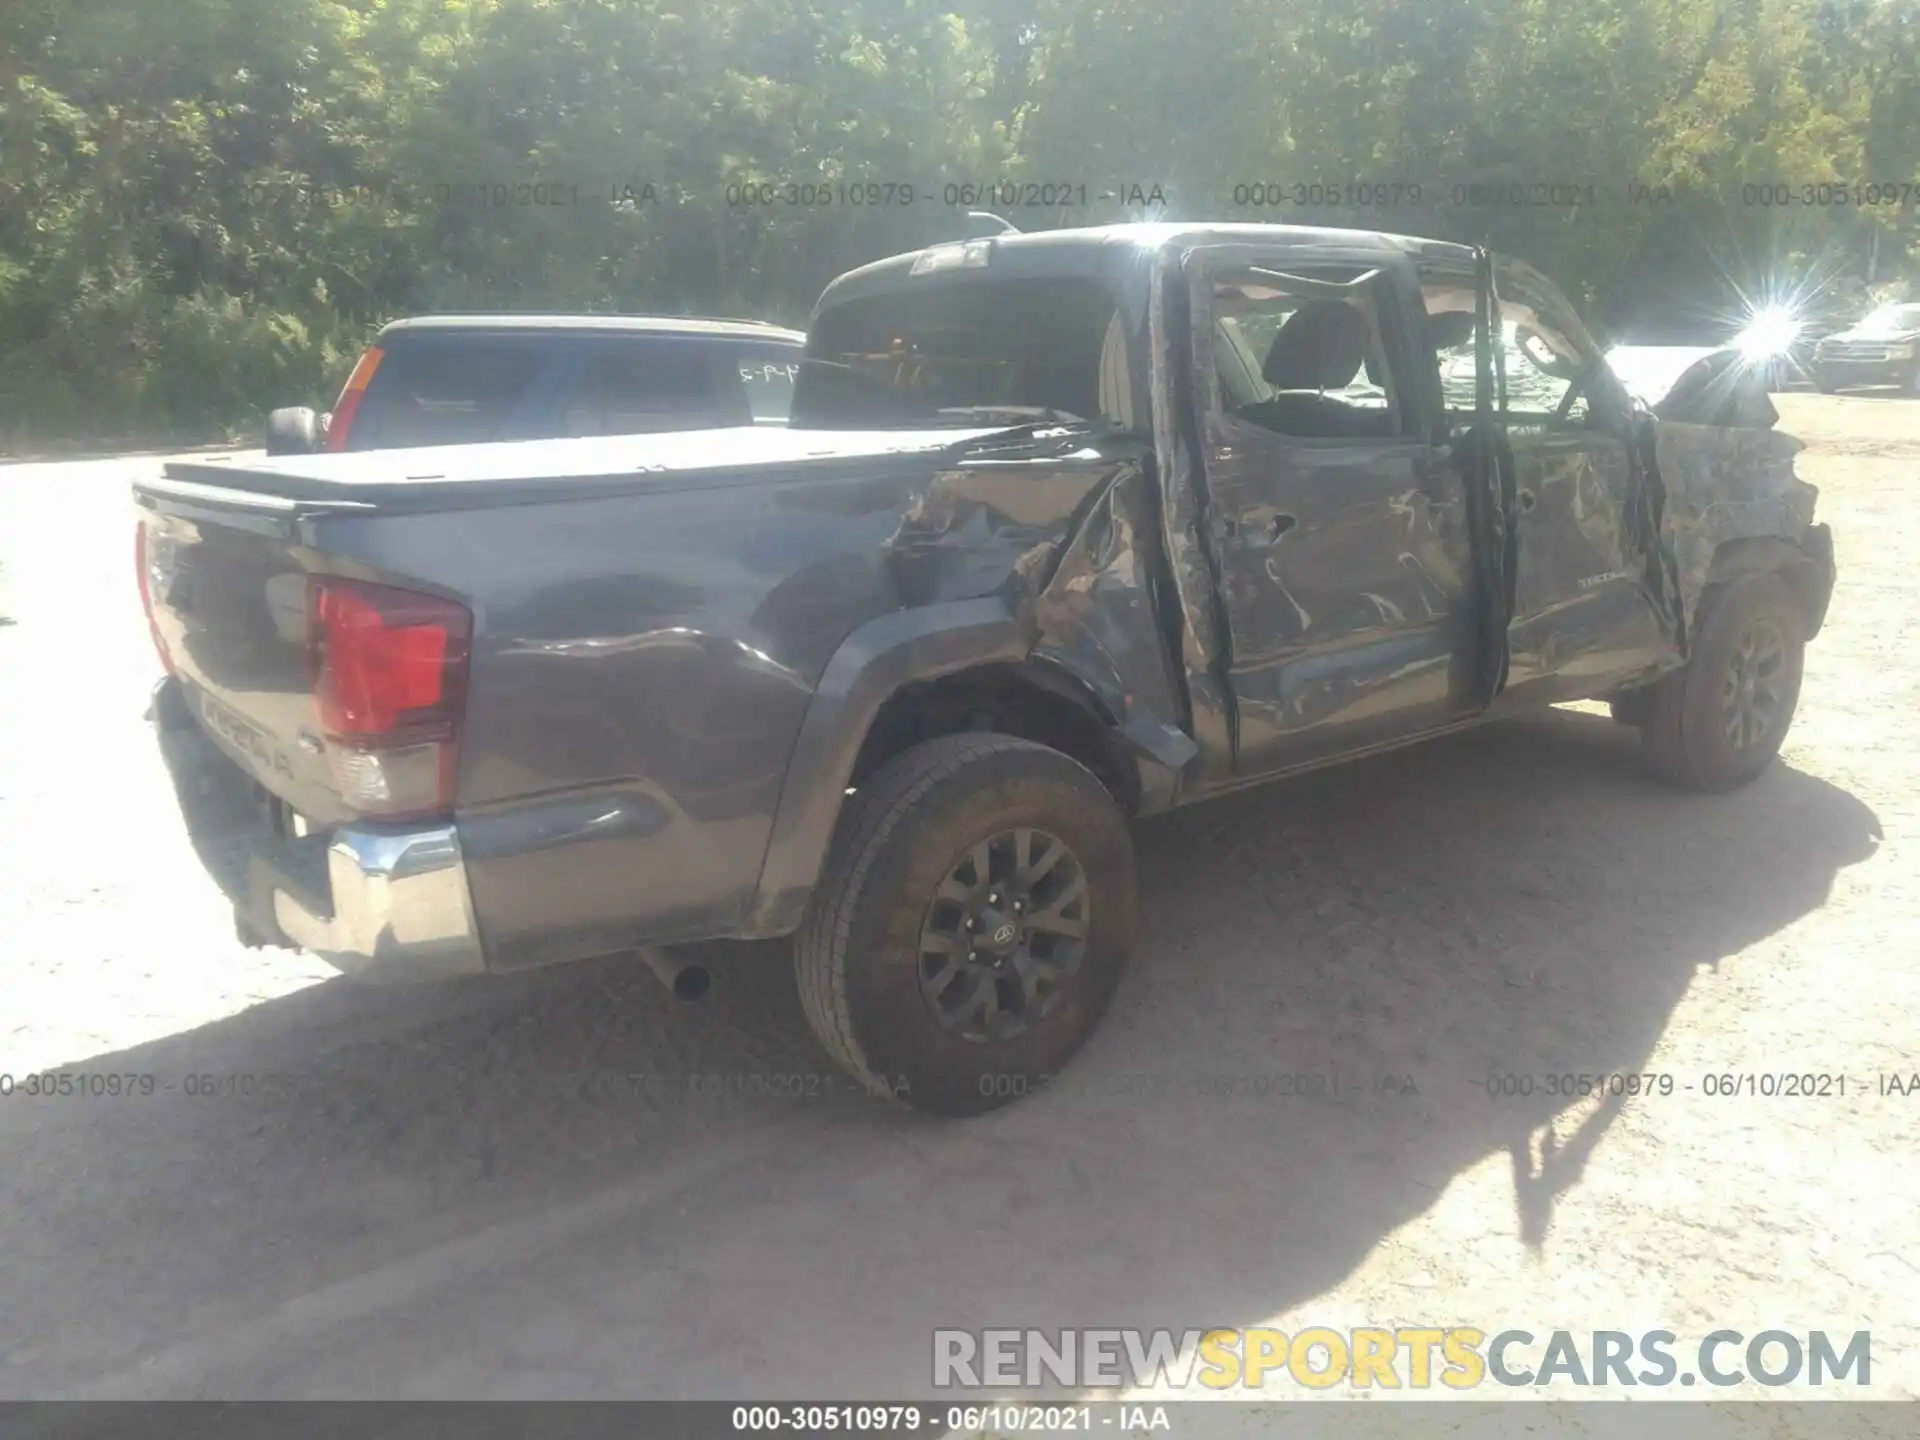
[{"x1": 192, "y1": 685, "x2": 297, "y2": 782}]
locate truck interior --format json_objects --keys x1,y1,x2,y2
[{"x1": 1211, "y1": 269, "x2": 1406, "y2": 440}]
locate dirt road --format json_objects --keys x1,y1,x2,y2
[{"x1": 0, "y1": 398, "x2": 1913, "y2": 1415}]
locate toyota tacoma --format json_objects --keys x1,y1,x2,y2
[{"x1": 138, "y1": 223, "x2": 1836, "y2": 1115}]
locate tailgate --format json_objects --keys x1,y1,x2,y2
[{"x1": 137, "y1": 494, "x2": 349, "y2": 822}]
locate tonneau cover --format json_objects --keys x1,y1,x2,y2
[{"x1": 153, "y1": 426, "x2": 1003, "y2": 510}]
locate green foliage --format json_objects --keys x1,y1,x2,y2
[{"x1": 0, "y1": 0, "x2": 1914, "y2": 445}]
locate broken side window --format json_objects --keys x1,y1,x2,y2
[
  {"x1": 1490, "y1": 261, "x2": 1625, "y2": 433},
  {"x1": 1206, "y1": 267, "x2": 1411, "y2": 441}
]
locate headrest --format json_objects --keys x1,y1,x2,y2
[
  {"x1": 1262, "y1": 300, "x2": 1369, "y2": 391},
  {"x1": 1428, "y1": 311, "x2": 1475, "y2": 351}
]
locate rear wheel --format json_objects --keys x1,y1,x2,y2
[
  {"x1": 795, "y1": 733, "x2": 1135, "y2": 1117},
  {"x1": 1642, "y1": 572, "x2": 1805, "y2": 791}
]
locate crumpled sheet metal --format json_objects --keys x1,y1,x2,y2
[
  {"x1": 1027, "y1": 451, "x2": 1199, "y2": 796},
  {"x1": 879, "y1": 434, "x2": 1198, "y2": 806},
  {"x1": 1148, "y1": 250, "x2": 1237, "y2": 781},
  {"x1": 1651, "y1": 421, "x2": 1817, "y2": 639},
  {"x1": 1653, "y1": 350, "x2": 1781, "y2": 430}
]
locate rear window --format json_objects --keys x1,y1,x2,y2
[
  {"x1": 793, "y1": 277, "x2": 1121, "y2": 428},
  {"x1": 730, "y1": 344, "x2": 804, "y2": 423},
  {"x1": 556, "y1": 339, "x2": 804, "y2": 436},
  {"x1": 559, "y1": 347, "x2": 743, "y2": 436},
  {"x1": 348, "y1": 338, "x2": 545, "y2": 449}
]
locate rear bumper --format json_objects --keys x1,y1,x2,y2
[
  {"x1": 152, "y1": 678, "x2": 487, "y2": 982},
  {"x1": 273, "y1": 826, "x2": 485, "y2": 981}
]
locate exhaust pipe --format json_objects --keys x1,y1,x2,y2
[{"x1": 639, "y1": 946, "x2": 711, "y2": 1003}]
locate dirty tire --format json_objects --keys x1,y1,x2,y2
[
  {"x1": 795, "y1": 734, "x2": 1135, "y2": 1118},
  {"x1": 1642, "y1": 572, "x2": 1806, "y2": 792}
]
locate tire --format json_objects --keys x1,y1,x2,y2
[
  {"x1": 795, "y1": 733, "x2": 1136, "y2": 1117},
  {"x1": 1641, "y1": 572, "x2": 1806, "y2": 792}
]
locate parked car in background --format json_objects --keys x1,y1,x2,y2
[
  {"x1": 265, "y1": 315, "x2": 806, "y2": 454},
  {"x1": 1810, "y1": 302, "x2": 1920, "y2": 394},
  {"x1": 1601, "y1": 306, "x2": 1825, "y2": 395}
]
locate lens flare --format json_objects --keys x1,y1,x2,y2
[{"x1": 1737, "y1": 304, "x2": 1803, "y2": 361}]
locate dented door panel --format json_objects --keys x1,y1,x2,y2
[
  {"x1": 1205, "y1": 427, "x2": 1477, "y2": 771},
  {"x1": 1499, "y1": 429, "x2": 1676, "y2": 703}
]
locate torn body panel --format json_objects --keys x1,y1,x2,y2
[
  {"x1": 1647, "y1": 420, "x2": 1825, "y2": 645},
  {"x1": 747, "y1": 427, "x2": 1198, "y2": 936},
  {"x1": 879, "y1": 431, "x2": 1195, "y2": 786},
  {"x1": 1021, "y1": 447, "x2": 1199, "y2": 809},
  {"x1": 1148, "y1": 246, "x2": 1240, "y2": 784},
  {"x1": 1601, "y1": 341, "x2": 1824, "y2": 655}
]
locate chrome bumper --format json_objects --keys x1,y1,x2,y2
[
  {"x1": 272, "y1": 824, "x2": 486, "y2": 982},
  {"x1": 152, "y1": 678, "x2": 487, "y2": 982}
]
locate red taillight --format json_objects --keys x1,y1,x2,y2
[
  {"x1": 306, "y1": 576, "x2": 470, "y2": 817},
  {"x1": 323, "y1": 345, "x2": 384, "y2": 452},
  {"x1": 134, "y1": 519, "x2": 175, "y2": 675}
]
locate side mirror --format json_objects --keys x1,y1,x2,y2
[{"x1": 265, "y1": 406, "x2": 321, "y2": 455}]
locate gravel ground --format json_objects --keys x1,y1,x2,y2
[{"x1": 0, "y1": 397, "x2": 1914, "y2": 1423}]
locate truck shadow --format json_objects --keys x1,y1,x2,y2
[{"x1": 0, "y1": 708, "x2": 1881, "y2": 1397}]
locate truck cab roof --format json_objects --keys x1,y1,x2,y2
[{"x1": 814, "y1": 221, "x2": 1481, "y2": 314}]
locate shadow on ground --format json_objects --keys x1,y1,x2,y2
[{"x1": 0, "y1": 708, "x2": 1880, "y2": 1397}]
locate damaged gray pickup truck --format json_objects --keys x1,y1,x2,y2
[{"x1": 137, "y1": 222, "x2": 1835, "y2": 1116}]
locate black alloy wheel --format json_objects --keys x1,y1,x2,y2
[{"x1": 917, "y1": 826, "x2": 1089, "y2": 1043}]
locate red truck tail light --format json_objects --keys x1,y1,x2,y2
[
  {"x1": 306, "y1": 576, "x2": 471, "y2": 818},
  {"x1": 322, "y1": 345, "x2": 384, "y2": 452},
  {"x1": 134, "y1": 519, "x2": 176, "y2": 675}
]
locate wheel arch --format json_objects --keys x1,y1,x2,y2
[
  {"x1": 745, "y1": 599, "x2": 1185, "y2": 938},
  {"x1": 1704, "y1": 531, "x2": 1834, "y2": 642}
]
